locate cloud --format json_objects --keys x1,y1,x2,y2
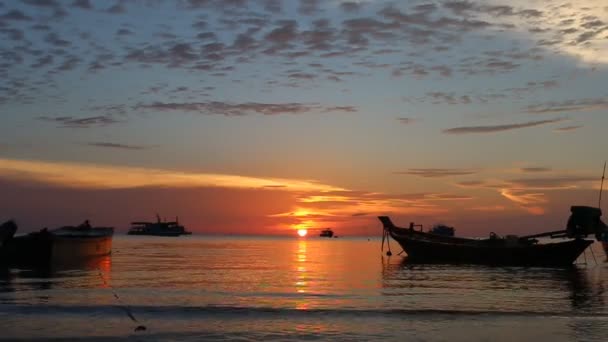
[
  {"x1": 505, "y1": 176, "x2": 597, "y2": 190},
  {"x1": 298, "y1": 0, "x2": 321, "y2": 16},
  {"x1": 396, "y1": 117, "x2": 415, "y2": 125},
  {"x1": 1, "y1": 10, "x2": 32, "y2": 21},
  {"x1": 37, "y1": 115, "x2": 120, "y2": 128},
  {"x1": 395, "y1": 168, "x2": 477, "y2": 178},
  {"x1": 525, "y1": 98, "x2": 608, "y2": 114},
  {"x1": 0, "y1": 158, "x2": 345, "y2": 192},
  {"x1": 107, "y1": 2, "x2": 126, "y2": 14},
  {"x1": 469, "y1": 205, "x2": 506, "y2": 212},
  {"x1": 85, "y1": 142, "x2": 148, "y2": 150},
  {"x1": 443, "y1": 118, "x2": 565, "y2": 134},
  {"x1": 520, "y1": 167, "x2": 552, "y2": 173},
  {"x1": 553, "y1": 125, "x2": 583, "y2": 132},
  {"x1": 262, "y1": 0, "x2": 281, "y2": 13},
  {"x1": 45, "y1": 32, "x2": 71, "y2": 47},
  {"x1": 134, "y1": 101, "x2": 356, "y2": 116},
  {"x1": 22, "y1": 0, "x2": 59, "y2": 7},
  {"x1": 340, "y1": 2, "x2": 362, "y2": 13},
  {"x1": 427, "y1": 91, "x2": 472, "y2": 104},
  {"x1": 499, "y1": 189, "x2": 546, "y2": 215},
  {"x1": 456, "y1": 180, "x2": 486, "y2": 187},
  {"x1": 71, "y1": 0, "x2": 93, "y2": 10}
]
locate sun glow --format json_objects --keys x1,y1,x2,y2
[{"x1": 297, "y1": 229, "x2": 308, "y2": 237}]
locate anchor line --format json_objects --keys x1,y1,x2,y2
[{"x1": 97, "y1": 268, "x2": 147, "y2": 332}]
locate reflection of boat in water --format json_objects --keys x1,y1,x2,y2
[
  {"x1": 128, "y1": 215, "x2": 191, "y2": 236},
  {"x1": 379, "y1": 206, "x2": 608, "y2": 267},
  {"x1": 319, "y1": 228, "x2": 334, "y2": 238},
  {"x1": 1, "y1": 220, "x2": 114, "y2": 267}
]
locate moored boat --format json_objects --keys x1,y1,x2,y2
[
  {"x1": 0, "y1": 220, "x2": 18, "y2": 249},
  {"x1": 1, "y1": 220, "x2": 114, "y2": 266},
  {"x1": 379, "y1": 206, "x2": 608, "y2": 267},
  {"x1": 128, "y1": 215, "x2": 191, "y2": 236},
  {"x1": 319, "y1": 228, "x2": 334, "y2": 238}
]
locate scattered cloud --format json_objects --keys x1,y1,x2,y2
[
  {"x1": 37, "y1": 115, "x2": 120, "y2": 128},
  {"x1": 71, "y1": 0, "x2": 93, "y2": 10},
  {"x1": 505, "y1": 176, "x2": 597, "y2": 190},
  {"x1": 134, "y1": 101, "x2": 356, "y2": 116},
  {"x1": 84, "y1": 142, "x2": 148, "y2": 150},
  {"x1": 443, "y1": 118, "x2": 565, "y2": 134},
  {"x1": 395, "y1": 168, "x2": 478, "y2": 178},
  {"x1": 396, "y1": 117, "x2": 416, "y2": 125},
  {"x1": 499, "y1": 189, "x2": 546, "y2": 215},
  {"x1": 553, "y1": 125, "x2": 583, "y2": 132},
  {"x1": 526, "y1": 98, "x2": 608, "y2": 114},
  {"x1": 520, "y1": 167, "x2": 552, "y2": 173},
  {"x1": 1, "y1": 10, "x2": 32, "y2": 21}
]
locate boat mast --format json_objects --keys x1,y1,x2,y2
[{"x1": 599, "y1": 161, "x2": 606, "y2": 209}]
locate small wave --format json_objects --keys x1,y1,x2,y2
[{"x1": 2, "y1": 304, "x2": 607, "y2": 319}]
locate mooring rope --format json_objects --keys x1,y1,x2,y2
[{"x1": 97, "y1": 268, "x2": 147, "y2": 333}]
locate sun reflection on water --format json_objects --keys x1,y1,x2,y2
[{"x1": 295, "y1": 239, "x2": 307, "y2": 295}]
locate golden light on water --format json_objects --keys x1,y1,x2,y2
[{"x1": 297, "y1": 229, "x2": 308, "y2": 237}]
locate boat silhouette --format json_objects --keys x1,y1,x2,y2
[
  {"x1": 128, "y1": 215, "x2": 191, "y2": 236},
  {"x1": 1, "y1": 220, "x2": 114, "y2": 267},
  {"x1": 379, "y1": 206, "x2": 608, "y2": 267}
]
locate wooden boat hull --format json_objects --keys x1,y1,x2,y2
[
  {"x1": 379, "y1": 216, "x2": 596, "y2": 267},
  {"x1": 390, "y1": 229, "x2": 593, "y2": 266}
]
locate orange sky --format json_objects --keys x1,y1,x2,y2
[{"x1": 0, "y1": 158, "x2": 604, "y2": 237}]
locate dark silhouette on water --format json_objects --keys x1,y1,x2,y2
[
  {"x1": 319, "y1": 228, "x2": 334, "y2": 238},
  {"x1": 0, "y1": 220, "x2": 17, "y2": 249},
  {"x1": 1, "y1": 220, "x2": 114, "y2": 267},
  {"x1": 379, "y1": 206, "x2": 608, "y2": 267},
  {"x1": 128, "y1": 215, "x2": 191, "y2": 236}
]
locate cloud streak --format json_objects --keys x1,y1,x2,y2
[
  {"x1": 395, "y1": 168, "x2": 478, "y2": 178},
  {"x1": 526, "y1": 98, "x2": 608, "y2": 114},
  {"x1": 37, "y1": 115, "x2": 120, "y2": 128},
  {"x1": 85, "y1": 142, "x2": 149, "y2": 150},
  {"x1": 134, "y1": 101, "x2": 356, "y2": 116},
  {"x1": 0, "y1": 158, "x2": 344, "y2": 192},
  {"x1": 443, "y1": 118, "x2": 565, "y2": 134}
]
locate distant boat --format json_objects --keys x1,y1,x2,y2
[
  {"x1": 379, "y1": 206, "x2": 608, "y2": 267},
  {"x1": 1, "y1": 220, "x2": 114, "y2": 266},
  {"x1": 319, "y1": 228, "x2": 334, "y2": 238},
  {"x1": 128, "y1": 215, "x2": 191, "y2": 236}
]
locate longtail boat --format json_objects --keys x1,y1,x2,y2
[{"x1": 379, "y1": 206, "x2": 608, "y2": 267}]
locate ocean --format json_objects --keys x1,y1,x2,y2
[{"x1": 1, "y1": 235, "x2": 608, "y2": 341}]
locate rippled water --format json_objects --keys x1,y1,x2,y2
[{"x1": 2, "y1": 236, "x2": 608, "y2": 341}]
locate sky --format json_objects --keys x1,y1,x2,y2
[{"x1": 1, "y1": 0, "x2": 607, "y2": 236}]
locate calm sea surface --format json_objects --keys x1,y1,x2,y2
[{"x1": 2, "y1": 235, "x2": 608, "y2": 341}]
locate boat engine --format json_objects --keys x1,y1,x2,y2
[{"x1": 566, "y1": 206, "x2": 608, "y2": 240}]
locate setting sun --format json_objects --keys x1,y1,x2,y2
[{"x1": 297, "y1": 229, "x2": 308, "y2": 237}]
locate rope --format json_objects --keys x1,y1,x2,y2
[
  {"x1": 97, "y1": 268, "x2": 147, "y2": 332},
  {"x1": 590, "y1": 244, "x2": 598, "y2": 265}
]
